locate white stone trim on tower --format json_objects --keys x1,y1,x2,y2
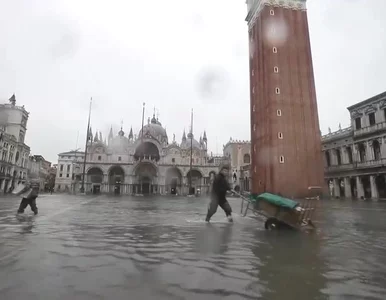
[{"x1": 246, "y1": 0, "x2": 307, "y2": 30}]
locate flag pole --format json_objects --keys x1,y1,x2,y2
[
  {"x1": 189, "y1": 108, "x2": 194, "y2": 195},
  {"x1": 80, "y1": 97, "x2": 92, "y2": 193}
]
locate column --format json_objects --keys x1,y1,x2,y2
[
  {"x1": 0, "y1": 179, "x2": 5, "y2": 192},
  {"x1": 367, "y1": 141, "x2": 374, "y2": 161},
  {"x1": 333, "y1": 178, "x2": 340, "y2": 198},
  {"x1": 370, "y1": 175, "x2": 379, "y2": 199},
  {"x1": 344, "y1": 177, "x2": 352, "y2": 198},
  {"x1": 356, "y1": 176, "x2": 364, "y2": 199},
  {"x1": 381, "y1": 137, "x2": 386, "y2": 158}
]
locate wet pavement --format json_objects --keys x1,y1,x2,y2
[{"x1": 0, "y1": 194, "x2": 385, "y2": 300}]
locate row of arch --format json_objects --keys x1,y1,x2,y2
[
  {"x1": 86, "y1": 164, "x2": 214, "y2": 185},
  {"x1": 325, "y1": 139, "x2": 382, "y2": 166}
]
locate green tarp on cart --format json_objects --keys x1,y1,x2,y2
[{"x1": 250, "y1": 192, "x2": 299, "y2": 210}]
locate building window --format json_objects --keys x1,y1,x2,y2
[
  {"x1": 277, "y1": 109, "x2": 282, "y2": 116},
  {"x1": 368, "y1": 112, "x2": 375, "y2": 126},
  {"x1": 275, "y1": 87, "x2": 280, "y2": 94},
  {"x1": 243, "y1": 154, "x2": 251, "y2": 164},
  {"x1": 253, "y1": 105, "x2": 255, "y2": 112},
  {"x1": 253, "y1": 124, "x2": 256, "y2": 131},
  {"x1": 384, "y1": 109, "x2": 386, "y2": 121},
  {"x1": 118, "y1": 156, "x2": 121, "y2": 161},
  {"x1": 254, "y1": 166, "x2": 256, "y2": 173},
  {"x1": 59, "y1": 173, "x2": 62, "y2": 177},
  {"x1": 172, "y1": 158, "x2": 175, "y2": 163},
  {"x1": 253, "y1": 145, "x2": 256, "y2": 152},
  {"x1": 66, "y1": 174, "x2": 69, "y2": 178},
  {"x1": 273, "y1": 47, "x2": 277, "y2": 53},
  {"x1": 60, "y1": 164, "x2": 63, "y2": 171},
  {"x1": 270, "y1": 9, "x2": 275, "y2": 15},
  {"x1": 279, "y1": 156, "x2": 285, "y2": 163},
  {"x1": 274, "y1": 66, "x2": 279, "y2": 73},
  {"x1": 252, "y1": 86, "x2": 255, "y2": 94},
  {"x1": 67, "y1": 165, "x2": 70, "y2": 172},
  {"x1": 278, "y1": 132, "x2": 283, "y2": 139},
  {"x1": 252, "y1": 70, "x2": 254, "y2": 76},
  {"x1": 98, "y1": 156, "x2": 101, "y2": 161},
  {"x1": 355, "y1": 117, "x2": 361, "y2": 130}
]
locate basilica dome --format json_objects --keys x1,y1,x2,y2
[
  {"x1": 138, "y1": 115, "x2": 168, "y2": 143},
  {"x1": 180, "y1": 132, "x2": 200, "y2": 149}
]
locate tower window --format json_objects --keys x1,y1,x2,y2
[
  {"x1": 254, "y1": 145, "x2": 256, "y2": 152},
  {"x1": 278, "y1": 132, "x2": 283, "y2": 139},
  {"x1": 252, "y1": 86, "x2": 255, "y2": 94},
  {"x1": 279, "y1": 156, "x2": 285, "y2": 163},
  {"x1": 253, "y1": 104, "x2": 255, "y2": 112},
  {"x1": 252, "y1": 70, "x2": 254, "y2": 76},
  {"x1": 270, "y1": 9, "x2": 275, "y2": 15},
  {"x1": 275, "y1": 87, "x2": 280, "y2": 94},
  {"x1": 277, "y1": 109, "x2": 282, "y2": 116},
  {"x1": 273, "y1": 47, "x2": 277, "y2": 53},
  {"x1": 254, "y1": 166, "x2": 256, "y2": 173},
  {"x1": 274, "y1": 66, "x2": 279, "y2": 73},
  {"x1": 253, "y1": 124, "x2": 256, "y2": 131}
]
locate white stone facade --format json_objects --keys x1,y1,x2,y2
[
  {"x1": 223, "y1": 139, "x2": 251, "y2": 191},
  {"x1": 56, "y1": 115, "x2": 230, "y2": 195},
  {"x1": 0, "y1": 95, "x2": 30, "y2": 193},
  {"x1": 323, "y1": 91, "x2": 386, "y2": 199}
]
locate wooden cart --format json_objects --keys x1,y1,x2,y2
[{"x1": 237, "y1": 187, "x2": 321, "y2": 230}]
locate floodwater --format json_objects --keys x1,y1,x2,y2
[{"x1": 0, "y1": 195, "x2": 385, "y2": 300}]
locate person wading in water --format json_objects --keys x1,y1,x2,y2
[
  {"x1": 16, "y1": 180, "x2": 40, "y2": 215},
  {"x1": 206, "y1": 168, "x2": 233, "y2": 222}
]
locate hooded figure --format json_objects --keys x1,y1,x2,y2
[
  {"x1": 205, "y1": 168, "x2": 233, "y2": 222},
  {"x1": 16, "y1": 180, "x2": 39, "y2": 215}
]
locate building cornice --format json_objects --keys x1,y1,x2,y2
[{"x1": 246, "y1": 0, "x2": 307, "y2": 29}]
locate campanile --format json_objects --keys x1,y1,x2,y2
[{"x1": 245, "y1": 0, "x2": 324, "y2": 198}]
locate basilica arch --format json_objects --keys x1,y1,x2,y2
[
  {"x1": 87, "y1": 167, "x2": 104, "y2": 183},
  {"x1": 186, "y1": 169, "x2": 203, "y2": 194},
  {"x1": 108, "y1": 166, "x2": 125, "y2": 184},
  {"x1": 165, "y1": 167, "x2": 183, "y2": 195},
  {"x1": 133, "y1": 162, "x2": 158, "y2": 195},
  {"x1": 134, "y1": 141, "x2": 160, "y2": 161}
]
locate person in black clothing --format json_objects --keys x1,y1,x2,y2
[
  {"x1": 206, "y1": 168, "x2": 233, "y2": 222},
  {"x1": 16, "y1": 181, "x2": 39, "y2": 215}
]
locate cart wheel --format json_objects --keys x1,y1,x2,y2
[{"x1": 265, "y1": 217, "x2": 280, "y2": 230}]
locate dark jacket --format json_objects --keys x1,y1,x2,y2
[{"x1": 211, "y1": 173, "x2": 230, "y2": 201}]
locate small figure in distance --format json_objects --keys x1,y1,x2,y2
[{"x1": 206, "y1": 168, "x2": 233, "y2": 222}]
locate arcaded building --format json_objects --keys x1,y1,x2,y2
[
  {"x1": 56, "y1": 114, "x2": 229, "y2": 195},
  {"x1": 323, "y1": 91, "x2": 386, "y2": 199},
  {"x1": 245, "y1": 0, "x2": 324, "y2": 198}
]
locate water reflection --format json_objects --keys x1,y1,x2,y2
[
  {"x1": 250, "y1": 229, "x2": 328, "y2": 300},
  {"x1": 0, "y1": 196, "x2": 385, "y2": 299}
]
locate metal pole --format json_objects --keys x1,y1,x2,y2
[
  {"x1": 141, "y1": 102, "x2": 145, "y2": 143},
  {"x1": 80, "y1": 98, "x2": 92, "y2": 193},
  {"x1": 189, "y1": 108, "x2": 193, "y2": 195}
]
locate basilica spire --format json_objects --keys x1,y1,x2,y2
[{"x1": 129, "y1": 126, "x2": 133, "y2": 140}]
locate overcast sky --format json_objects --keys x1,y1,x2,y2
[{"x1": 1, "y1": 0, "x2": 386, "y2": 163}]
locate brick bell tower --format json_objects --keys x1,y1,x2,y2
[{"x1": 245, "y1": 0, "x2": 324, "y2": 198}]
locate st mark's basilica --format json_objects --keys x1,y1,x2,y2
[{"x1": 81, "y1": 114, "x2": 229, "y2": 195}]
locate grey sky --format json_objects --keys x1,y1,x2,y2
[{"x1": 1, "y1": 0, "x2": 385, "y2": 164}]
